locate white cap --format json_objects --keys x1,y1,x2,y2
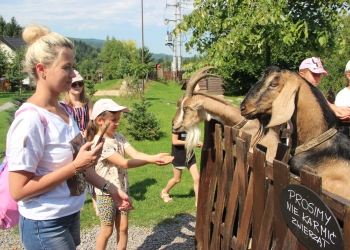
[
  {"x1": 91, "y1": 99, "x2": 129, "y2": 120},
  {"x1": 345, "y1": 60, "x2": 350, "y2": 72}
]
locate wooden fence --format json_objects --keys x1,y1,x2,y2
[{"x1": 195, "y1": 121, "x2": 350, "y2": 249}]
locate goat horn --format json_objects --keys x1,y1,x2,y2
[{"x1": 185, "y1": 66, "x2": 217, "y2": 97}]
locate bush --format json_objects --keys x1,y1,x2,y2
[
  {"x1": 123, "y1": 95, "x2": 161, "y2": 141},
  {"x1": 6, "y1": 94, "x2": 29, "y2": 125}
]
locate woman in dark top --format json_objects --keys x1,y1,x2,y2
[{"x1": 160, "y1": 131, "x2": 203, "y2": 206}]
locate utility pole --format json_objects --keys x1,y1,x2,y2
[
  {"x1": 172, "y1": 0, "x2": 177, "y2": 79},
  {"x1": 165, "y1": 0, "x2": 183, "y2": 80},
  {"x1": 177, "y1": 2, "x2": 181, "y2": 72},
  {"x1": 141, "y1": 0, "x2": 145, "y2": 92}
]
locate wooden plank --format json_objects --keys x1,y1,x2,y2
[
  {"x1": 273, "y1": 160, "x2": 290, "y2": 250},
  {"x1": 300, "y1": 166, "x2": 322, "y2": 195},
  {"x1": 298, "y1": 168, "x2": 322, "y2": 250},
  {"x1": 257, "y1": 184, "x2": 274, "y2": 249},
  {"x1": 209, "y1": 124, "x2": 226, "y2": 250},
  {"x1": 225, "y1": 126, "x2": 234, "y2": 194},
  {"x1": 344, "y1": 207, "x2": 350, "y2": 250},
  {"x1": 252, "y1": 145, "x2": 267, "y2": 249},
  {"x1": 195, "y1": 120, "x2": 216, "y2": 250},
  {"x1": 221, "y1": 137, "x2": 241, "y2": 249},
  {"x1": 235, "y1": 173, "x2": 254, "y2": 249},
  {"x1": 281, "y1": 229, "x2": 299, "y2": 250}
]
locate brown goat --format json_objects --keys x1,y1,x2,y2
[
  {"x1": 240, "y1": 66, "x2": 350, "y2": 201},
  {"x1": 172, "y1": 66, "x2": 280, "y2": 163}
]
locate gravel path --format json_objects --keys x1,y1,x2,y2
[{"x1": 0, "y1": 213, "x2": 196, "y2": 249}]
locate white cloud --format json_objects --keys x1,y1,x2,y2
[{"x1": 0, "y1": 0, "x2": 196, "y2": 55}]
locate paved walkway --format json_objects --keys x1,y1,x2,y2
[{"x1": 0, "y1": 102, "x2": 14, "y2": 112}]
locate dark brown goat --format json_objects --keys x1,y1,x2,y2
[{"x1": 240, "y1": 66, "x2": 350, "y2": 201}]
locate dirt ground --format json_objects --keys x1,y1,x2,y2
[
  {"x1": 93, "y1": 80, "x2": 128, "y2": 96},
  {"x1": 93, "y1": 90, "x2": 122, "y2": 96}
]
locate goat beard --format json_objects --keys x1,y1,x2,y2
[
  {"x1": 185, "y1": 126, "x2": 201, "y2": 163},
  {"x1": 251, "y1": 115, "x2": 271, "y2": 148}
]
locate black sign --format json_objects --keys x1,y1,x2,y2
[{"x1": 280, "y1": 184, "x2": 343, "y2": 249}]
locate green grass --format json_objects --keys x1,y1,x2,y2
[
  {"x1": 94, "y1": 79, "x2": 124, "y2": 91},
  {"x1": 0, "y1": 81, "x2": 243, "y2": 230}
]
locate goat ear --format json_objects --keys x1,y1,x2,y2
[
  {"x1": 189, "y1": 103, "x2": 204, "y2": 111},
  {"x1": 267, "y1": 81, "x2": 298, "y2": 128}
]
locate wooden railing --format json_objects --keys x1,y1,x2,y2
[{"x1": 195, "y1": 121, "x2": 350, "y2": 249}]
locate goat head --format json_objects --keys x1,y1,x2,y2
[{"x1": 240, "y1": 66, "x2": 299, "y2": 128}]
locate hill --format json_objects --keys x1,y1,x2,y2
[
  {"x1": 68, "y1": 37, "x2": 188, "y2": 61},
  {"x1": 68, "y1": 37, "x2": 105, "y2": 49}
]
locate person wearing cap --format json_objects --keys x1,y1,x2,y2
[
  {"x1": 299, "y1": 57, "x2": 350, "y2": 120},
  {"x1": 63, "y1": 70, "x2": 93, "y2": 138},
  {"x1": 85, "y1": 98, "x2": 174, "y2": 250},
  {"x1": 299, "y1": 57, "x2": 328, "y2": 86}
]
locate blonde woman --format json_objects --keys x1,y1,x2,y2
[
  {"x1": 63, "y1": 70, "x2": 93, "y2": 139},
  {"x1": 6, "y1": 24, "x2": 133, "y2": 250}
]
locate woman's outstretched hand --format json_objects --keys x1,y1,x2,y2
[{"x1": 153, "y1": 153, "x2": 174, "y2": 166}]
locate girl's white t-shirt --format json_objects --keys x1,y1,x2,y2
[
  {"x1": 6, "y1": 103, "x2": 85, "y2": 220},
  {"x1": 335, "y1": 87, "x2": 350, "y2": 107}
]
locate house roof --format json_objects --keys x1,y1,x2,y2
[{"x1": 0, "y1": 36, "x2": 27, "y2": 51}]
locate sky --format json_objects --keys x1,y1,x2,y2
[{"x1": 0, "y1": 0, "x2": 196, "y2": 57}]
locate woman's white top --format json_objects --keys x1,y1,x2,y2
[{"x1": 6, "y1": 103, "x2": 85, "y2": 220}]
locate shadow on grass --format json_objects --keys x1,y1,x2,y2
[
  {"x1": 145, "y1": 97, "x2": 161, "y2": 101},
  {"x1": 130, "y1": 178, "x2": 157, "y2": 201},
  {"x1": 135, "y1": 213, "x2": 196, "y2": 249},
  {"x1": 168, "y1": 190, "x2": 195, "y2": 200}
]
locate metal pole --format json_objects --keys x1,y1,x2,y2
[
  {"x1": 141, "y1": 0, "x2": 145, "y2": 92},
  {"x1": 172, "y1": 0, "x2": 177, "y2": 80},
  {"x1": 177, "y1": 2, "x2": 181, "y2": 72}
]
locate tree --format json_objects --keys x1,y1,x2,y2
[
  {"x1": 3, "y1": 17, "x2": 22, "y2": 37},
  {"x1": 0, "y1": 47, "x2": 8, "y2": 77},
  {"x1": 319, "y1": 15, "x2": 350, "y2": 94},
  {"x1": 123, "y1": 95, "x2": 161, "y2": 141},
  {"x1": 99, "y1": 38, "x2": 138, "y2": 80},
  {"x1": 0, "y1": 16, "x2": 6, "y2": 35},
  {"x1": 177, "y1": 0, "x2": 349, "y2": 95},
  {"x1": 6, "y1": 48, "x2": 25, "y2": 92}
]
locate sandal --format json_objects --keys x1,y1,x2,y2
[{"x1": 160, "y1": 190, "x2": 173, "y2": 203}]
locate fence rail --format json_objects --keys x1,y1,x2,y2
[{"x1": 195, "y1": 121, "x2": 350, "y2": 249}]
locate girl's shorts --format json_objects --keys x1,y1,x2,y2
[{"x1": 97, "y1": 195, "x2": 129, "y2": 225}]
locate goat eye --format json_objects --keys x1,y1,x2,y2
[{"x1": 269, "y1": 81, "x2": 278, "y2": 88}]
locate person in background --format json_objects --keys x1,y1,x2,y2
[
  {"x1": 334, "y1": 60, "x2": 350, "y2": 136},
  {"x1": 160, "y1": 131, "x2": 203, "y2": 207},
  {"x1": 63, "y1": 70, "x2": 92, "y2": 139},
  {"x1": 299, "y1": 57, "x2": 350, "y2": 120},
  {"x1": 62, "y1": 70, "x2": 97, "y2": 215},
  {"x1": 335, "y1": 60, "x2": 350, "y2": 107},
  {"x1": 7, "y1": 23, "x2": 133, "y2": 250},
  {"x1": 85, "y1": 98, "x2": 174, "y2": 250}
]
